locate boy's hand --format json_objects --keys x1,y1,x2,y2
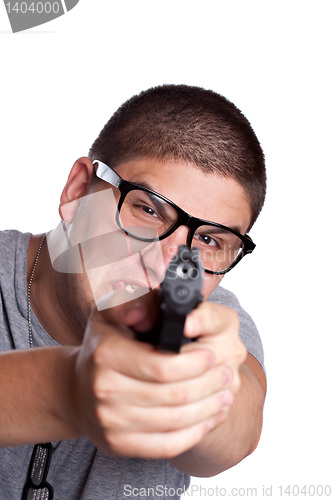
[{"x1": 70, "y1": 291, "x2": 245, "y2": 459}]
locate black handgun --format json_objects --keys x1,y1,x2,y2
[{"x1": 136, "y1": 245, "x2": 203, "y2": 353}]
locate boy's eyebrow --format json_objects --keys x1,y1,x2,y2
[
  {"x1": 127, "y1": 178, "x2": 169, "y2": 202},
  {"x1": 129, "y1": 178, "x2": 155, "y2": 191}
]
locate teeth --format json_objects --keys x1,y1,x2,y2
[{"x1": 125, "y1": 283, "x2": 136, "y2": 293}]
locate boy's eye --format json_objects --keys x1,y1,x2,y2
[
  {"x1": 139, "y1": 204, "x2": 159, "y2": 218},
  {"x1": 194, "y1": 233, "x2": 219, "y2": 248}
]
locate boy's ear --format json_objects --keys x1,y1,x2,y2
[{"x1": 59, "y1": 157, "x2": 95, "y2": 223}]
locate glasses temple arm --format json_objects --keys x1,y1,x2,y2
[{"x1": 94, "y1": 161, "x2": 122, "y2": 189}]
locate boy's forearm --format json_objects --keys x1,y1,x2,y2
[{"x1": 0, "y1": 346, "x2": 81, "y2": 447}]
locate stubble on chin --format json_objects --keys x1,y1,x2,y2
[{"x1": 55, "y1": 271, "x2": 95, "y2": 337}]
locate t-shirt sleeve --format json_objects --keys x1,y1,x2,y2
[{"x1": 208, "y1": 286, "x2": 264, "y2": 369}]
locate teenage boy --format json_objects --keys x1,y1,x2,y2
[{"x1": 0, "y1": 84, "x2": 266, "y2": 499}]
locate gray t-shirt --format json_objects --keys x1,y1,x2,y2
[{"x1": 0, "y1": 230, "x2": 264, "y2": 499}]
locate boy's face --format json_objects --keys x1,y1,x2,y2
[
  {"x1": 112, "y1": 158, "x2": 252, "y2": 298},
  {"x1": 56, "y1": 157, "x2": 252, "y2": 330}
]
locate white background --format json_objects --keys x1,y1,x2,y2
[{"x1": 1, "y1": 1, "x2": 332, "y2": 498}]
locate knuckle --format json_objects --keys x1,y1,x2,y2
[
  {"x1": 148, "y1": 360, "x2": 171, "y2": 383},
  {"x1": 95, "y1": 403, "x2": 124, "y2": 432},
  {"x1": 91, "y1": 370, "x2": 118, "y2": 401},
  {"x1": 169, "y1": 384, "x2": 189, "y2": 404}
]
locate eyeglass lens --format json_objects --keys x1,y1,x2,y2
[{"x1": 118, "y1": 189, "x2": 244, "y2": 273}]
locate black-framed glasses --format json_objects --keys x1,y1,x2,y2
[
  {"x1": 94, "y1": 160, "x2": 255, "y2": 275},
  {"x1": 21, "y1": 443, "x2": 54, "y2": 500}
]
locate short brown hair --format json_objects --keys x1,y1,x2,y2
[{"x1": 89, "y1": 84, "x2": 266, "y2": 229}]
